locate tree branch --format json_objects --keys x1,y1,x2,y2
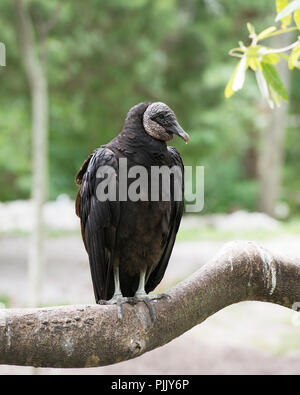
[
  {"x1": 14, "y1": 0, "x2": 44, "y2": 89},
  {"x1": 38, "y1": 2, "x2": 63, "y2": 41},
  {"x1": 35, "y1": 2, "x2": 64, "y2": 67},
  {"x1": 1, "y1": 240, "x2": 300, "y2": 368}
]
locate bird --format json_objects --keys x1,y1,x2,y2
[{"x1": 75, "y1": 101, "x2": 189, "y2": 322}]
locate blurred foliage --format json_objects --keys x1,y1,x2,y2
[
  {"x1": 0, "y1": 0, "x2": 300, "y2": 214},
  {"x1": 0, "y1": 294, "x2": 11, "y2": 308},
  {"x1": 177, "y1": 218, "x2": 300, "y2": 241},
  {"x1": 225, "y1": 0, "x2": 300, "y2": 108}
]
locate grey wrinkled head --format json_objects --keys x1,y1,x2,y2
[{"x1": 143, "y1": 102, "x2": 189, "y2": 143}]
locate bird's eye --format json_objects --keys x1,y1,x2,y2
[{"x1": 157, "y1": 114, "x2": 164, "y2": 121}]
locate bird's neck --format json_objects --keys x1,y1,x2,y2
[
  {"x1": 117, "y1": 128, "x2": 167, "y2": 154},
  {"x1": 106, "y1": 102, "x2": 170, "y2": 165}
]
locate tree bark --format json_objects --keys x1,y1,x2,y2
[{"x1": 0, "y1": 240, "x2": 299, "y2": 368}]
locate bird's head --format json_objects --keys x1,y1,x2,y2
[{"x1": 143, "y1": 102, "x2": 189, "y2": 144}]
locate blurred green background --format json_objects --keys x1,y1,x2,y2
[{"x1": 1, "y1": 0, "x2": 299, "y2": 215}]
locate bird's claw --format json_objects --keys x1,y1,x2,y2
[
  {"x1": 98, "y1": 293, "x2": 171, "y2": 323},
  {"x1": 98, "y1": 295, "x2": 131, "y2": 321},
  {"x1": 131, "y1": 293, "x2": 171, "y2": 324}
]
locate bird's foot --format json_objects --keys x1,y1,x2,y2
[
  {"x1": 130, "y1": 293, "x2": 171, "y2": 324},
  {"x1": 98, "y1": 294, "x2": 131, "y2": 321}
]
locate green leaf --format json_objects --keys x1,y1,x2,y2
[
  {"x1": 225, "y1": 62, "x2": 240, "y2": 98},
  {"x1": 247, "y1": 23, "x2": 255, "y2": 35},
  {"x1": 231, "y1": 55, "x2": 247, "y2": 91},
  {"x1": 257, "y1": 26, "x2": 277, "y2": 41},
  {"x1": 269, "y1": 85, "x2": 282, "y2": 107},
  {"x1": 275, "y1": 0, "x2": 300, "y2": 22},
  {"x1": 294, "y1": 7, "x2": 300, "y2": 28},
  {"x1": 262, "y1": 53, "x2": 281, "y2": 65},
  {"x1": 263, "y1": 26, "x2": 300, "y2": 39},
  {"x1": 276, "y1": 0, "x2": 292, "y2": 28},
  {"x1": 261, "y1": 62, "x2": 289, "y2": 101},
  {"x1": 255, "y1": 67, "x2": 273, "y2": 108},
  {"x1": 247, "y1": 57, "x2": 260, "y2": 71},
  {"x1": 288, "y1": 44, "x2": 300, "y2": 68},
  {"x1": 225, "y1": 56, "x2": 247, "y2": 98},
  {"x1": 276, "y1": 0, "x2": 288, "y2": 14},
  {"x1": 278, "y1": 53, "x2": 290, "y2": 61}
]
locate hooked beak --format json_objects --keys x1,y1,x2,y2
[{"x1": 168, "y1": 121, "x2": 190, "y2": 144}]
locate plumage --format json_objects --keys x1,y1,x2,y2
[{"x1": 75, "y1": 101, "x2": 188, "y2": 318}]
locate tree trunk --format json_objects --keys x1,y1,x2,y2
[
  {"x1": 14, "y1": 0, "x2": 49, "y2": 307},
  {"x1": 258, "y1": 33, "x2": 291, "y2": 217},
  {"x1": 28, "y1": 71, "x2": 48, "y2": 307},
  {"x1": 0, "y1": 240, "x2": 299, "y2": 368}
]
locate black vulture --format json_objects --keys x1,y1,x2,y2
[{"x1": 75, "y1": 102, "x2": 189, "y2": 321}]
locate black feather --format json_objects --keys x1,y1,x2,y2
[{"x1": 75, "y1": 102, "x2": 185, "y2": 300}]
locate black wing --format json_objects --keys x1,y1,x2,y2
[
  {"x1": 145, "y1": 146, "x2": 184, "y2": 293},
  {"x1": 76, "y1": 147, "x2": 120, "y2": 301}
]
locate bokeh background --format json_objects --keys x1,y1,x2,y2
[{"x1": 1, "y1": 0, "x2": 300, "y2": 374}]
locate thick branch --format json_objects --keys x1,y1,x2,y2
[{"x1": 1, "y1": 240, "x2": 300, "y2": 368}]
